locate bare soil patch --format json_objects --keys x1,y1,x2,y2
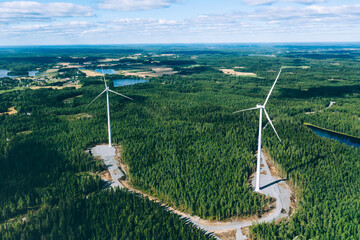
[
  {"x1": 60, "y1": 113, "x2": 92, "y2": 121},
  {"x1": 16, "y1": 130, "x2": 32, "y2": 135},
  {"x1": 263, "y1": 150, "x2": 281, "y2": 178},
  {"x1": 57, "y1": 62, "x2": 71, "y2": 66},
  {"x1": 214, "y1": 229, "x2": 236, "y2": 240},
  {"x1": 119, "y1": 65, "x2": 177, "y2": 77},
  {"x1": 30, "y1": 84, "x2": 81, "y2": 90},
  {"x1": 242, "y1": 227, "x2": 250, "y2": 238},
  {"x1": 64, "y1": 65, "x2": 83, "y2": 69},
  {"x1": 101, "y1": 170, "x2": 112, "y2": 181},
  {"x1": 98, "y1": 58, "x2": 121, "y2": 62},
  {"x1": 220, "y1": 69, "x2": 257, "y2": 77},
  {"x1": 80, "y1": 69, "x2": 103, "y2": 77},
  {"x1": 0, "y1": 106, "x2": 17, "y2": 115}
]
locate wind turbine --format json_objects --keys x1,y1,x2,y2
[
  {"x1": 234, "y1": 68, "x2": 282, "y2": 192},
  {"x1": 87, "y1": 69, "x2": 133, "y2": 147}
]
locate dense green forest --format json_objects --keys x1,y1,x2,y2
[
  {"x1": 0, "y1": 44, "x2": 359, "y2": 239},
  {"x1": 1, "y1": 189, "x2": 212, "y2": 240}
]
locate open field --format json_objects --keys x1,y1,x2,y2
[
  {"x1": 219, "y1": 69, "x2": 257, "y2": 77},
  {"x1": 29, "y1": 84, "x2": 82, "y2": 90},
  {"x1": 0, "y1": 106, "x2": 17, "y2": 115},
  {"x1": 57, "y1": 62, "x2": 83, "y2": 68},
  {"x1": 80, "y1": 69, "x2": 103, "y2": 77},
  {"x1": 0, "y1": 87, "x2": 24, "y2": 94},
  {"x1": 59, "y1": 113, "x2": 92, "y2": 121},
  {"x1": 43, "y1": 69, "x2": 59, "y2": 76},
  {"x1": 16, "y1": 130, "x2": 33, "y2": 135},
  {"x1": 119, "y1": 66, "x2": 177, "y2": 77}
]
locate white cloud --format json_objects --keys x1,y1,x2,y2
[
  {"x1": 99, "y1": 0, "x2": 180, "y2": 11},
  {"x1": 250, "y1": 4, "x2": 360, "y2": 21},
  {"x1": 243, "y1": 0, "x2": 276, "y2": 5},
  {"x1": 243, "y1": 0, "x2": 327, "y2": 5},
  {"x1": 0, "y1": 1, "x2": 94, "y2": 22},
  {"x1": 1, "y1": 2, "x2": 360, "y2": 44}
]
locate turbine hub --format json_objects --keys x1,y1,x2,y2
[{"x1": 256, "y1": 104, "x2": 264, "y2": 108}]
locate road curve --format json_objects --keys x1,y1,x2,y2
[
  {"x1": 91, "y1": 145, "x2": 292, "y2": 240},
  {"x1": 189, "y1": 151, "x2": 291, "y2": 239}
]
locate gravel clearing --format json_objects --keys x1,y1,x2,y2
[{"x1": 91, "y1": 145, "x2": 125, "y2": 189}]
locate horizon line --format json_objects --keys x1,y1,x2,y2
[{"x1": 1, "y1": 41, "x2": 360, "y2": 48}]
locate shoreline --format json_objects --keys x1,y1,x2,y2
[{"x1": 304, "y1": 122, "x2": 360, "y2": 141}]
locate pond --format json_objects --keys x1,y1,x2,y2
[
  {"x1": 113, "y1": 79, "x2": 149, "y2": 87},
  {"x1": 306, "y1": 124, "x2": 360, "y2": 148},
  {"x1": 94, "y1": 69, "x2": 118, "y2": 75}
]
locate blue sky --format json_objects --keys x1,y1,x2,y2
[{"x1": 0, "y1": 0, "x2": 359, "y2": 45}]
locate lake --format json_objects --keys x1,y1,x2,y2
[
  {"x1": 306, "y1": 125, "x2": 360, "y2": 148},
  {"x1": 94, "y1": 69, "x2": 118, "y2": 75},
  {"x1": 113, "y1": 79, "x2": 149, "y2": 87},
  {"x1": 0, "y1": 70, "x2": 38, "y2": 78},
  {"x1": 0, "y1": 70, "x2": 10, "y2": 78}
]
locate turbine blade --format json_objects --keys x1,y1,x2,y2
[
  {"x1": 233, "y1": 106, "x2": 258, "y2": 114},
  {"x1": 101, "y1": 66, "x2": 107, "y2": 88},
  {"x1": 263, "y1": 108, "x2": 281, "y2": 142},
  {"x1": 108, "y1": 89, "x2": 134, "y2": 100},
  {"x1": 263, "y1": 68, "x2": 282, "y2": 107},
  {"x1": 86, "y1": 89, "x2": 106, "y2": 108}
]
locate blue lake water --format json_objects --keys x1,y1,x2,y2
[
  {"x1": 307, "y1": 125, "x2": 360, "y2": 148},
  {"x1": 0, "y1": 69, "x2": 38, "y2": 78},
  {"x1": 94, "y1": 69, "x2": 118, "y2": 75},
  {"x1": 113, "y1": 79, "x2": 149, "y2": 87},
  {"x1": 0, "y1": 70, "x2": 10, "y2": 78}
]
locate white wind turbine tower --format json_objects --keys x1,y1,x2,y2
[
  {"x1": 87, "y1": 69, "x2": 133, "y2": 147},
  {"x1": 234, "y1": 68, "x2": 282, "y2": 192}
]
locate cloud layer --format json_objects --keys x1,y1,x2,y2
[
  {"x1": 243, "y1": 0, "x2": 327, "y2": 6},
  {"x1": 99, "y1": 0, "x2": 180, "y2": 11},
  {"x1": 0, "y1": 1, "x2": 93, "y2": 22},
  {"x1": 0, "y1": 0, "x2": 359, "y2": 44}
]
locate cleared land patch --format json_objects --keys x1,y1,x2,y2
[
  {"x1": 119, "y1": 65, "x2": 177, "y2": 77},
  {"x1": 80, "y1": 69, "x2": 103, "y2": 77},
  {"x1": 220, "y1": 69, "x2": 257, "y2": 77},
  {"x1": 0, "y1": 106, "x2": 17, "y2": 115},
  {"x1": 16, "y1": 130, "x2": 32, "y2": 135},
  {"x1": 30, "y1": 84, "x2": 81, "y2": 90},
  {"x1": 63, "y1": 94, "x2": 83, "y2": 103},
  {"x1": 59, "y1": 113, "x2": 92, "y2": 121}
]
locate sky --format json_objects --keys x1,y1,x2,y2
[{"x1": 0, "y1": 0, "x2": 359, "y2": 45}]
